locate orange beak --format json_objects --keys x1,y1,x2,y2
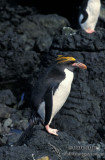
[{"x1": 72, "y1": 62, "x2": 87, "y2": 70}]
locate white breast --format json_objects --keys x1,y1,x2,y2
[
  {"x1": 38, "y1": 68, "x2": 74, "y2": 125},
  {"x1": 79, "y1": 0, "x2": 101, "y2": 30},
  {"x1": 49, "y1": 68, "x2": 74, "y2": 124}
]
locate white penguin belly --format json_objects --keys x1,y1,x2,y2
[
  {"x1": 49, "y1": 68, "x2": 74, "y2": 124},
  {"x1": 38, "y1": 69, "x2": 74, "y2": 125},
  {"x1": 79, "y1": 0, "x2": 101, "y2": 30}
]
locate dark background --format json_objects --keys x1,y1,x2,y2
[{"x1": 5, "y1": 0, "x2": 84, "y2": 28}]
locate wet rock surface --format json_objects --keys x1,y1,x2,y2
[{"x1": 0, "y1": 0, "x2": 105, "y2": 160}]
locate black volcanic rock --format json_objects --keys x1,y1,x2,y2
[
  {"x1": 51, "y1": 28, "x2": 105, "y2": 51},
  {"x1": 1, "y1": 126, "x2": 105, "y2": 160},
  {"x1": 0, "y1": 0, "x2": 105, "y2": 160},
  {"x1": 0, "y1": 104, "x2": 16, "y2": 119},
  {"x1": 17, "y1": 14, "x2": 69, "y2": 52},
  {"x1": 0, "y1": 30, "x2": 40, "y2": 82},
  {"x1": 6, "y1": 0, "x2": 83, "y2": 28},
  {"x1": 0, "y1": 89, "x2": 16, "y2": 106}
]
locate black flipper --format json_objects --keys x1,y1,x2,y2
[
  {"x1": 81, "y1": 10, "x2": 88, "y2": 24},
  {"x1": 79, "y1": 0, "x2": 89, "y2": 24},
  {"x1": 44, "y1": 85, "x2": 53, "y2": 125},
  {"x1": 44, "y1": 83, "x2": 58, "y2": 125}
]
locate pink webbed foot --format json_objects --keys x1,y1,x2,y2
[
  {"x1": 85, "y1": 28, "x2": 95, "y2": 34},
  {"x1": 45, "y1": 125, "x2": 58, "y2": 136}
]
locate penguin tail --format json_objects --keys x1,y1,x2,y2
[
  {"x1": 14, "y1": 113, "x2": 44, "y2": 146},
  {"x1": 14, "y1": 123, "x2": 34, "y2": 146}
]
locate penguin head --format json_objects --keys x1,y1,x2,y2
[{"x1": 56, "y1": 55, "x2": 87, "y2": 70}]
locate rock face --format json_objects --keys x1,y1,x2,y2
[
  {"x1": 0, "y1": 0, "x2": 105, "y2": 160},
  {"x1": 0, "y1": 104, "x2": 16, "y2": 119},
  {"x1": 0, "y1": 31, "x2": 40, "y2": 82},
  {"x1": 0, "y1": 89, "x2": 16, "y2": 105},
  {"x1": 0, "y1": 11, "x2": 69, "y2": 83},
  {"x1": 18, "y1": 14, "x2": 69, "y2": 52}
]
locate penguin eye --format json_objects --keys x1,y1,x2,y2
[
  {"x1": 66, "y1": 62, "x2": 73, "y2": 66},
  {"x1": 69, "y1": 61, "x2": 75, "y2": 65}
]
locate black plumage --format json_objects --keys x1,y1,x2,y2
[{"x1": 15, "y1": 56, "x2": 87, "y2": 145}]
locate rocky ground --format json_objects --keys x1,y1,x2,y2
[{"x1": 0, "y1": 0, "x2": 105, "y2": 160}]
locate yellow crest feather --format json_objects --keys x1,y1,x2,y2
[{"x1": 56, "y1": 55, "x2": 76, "y2": 63}]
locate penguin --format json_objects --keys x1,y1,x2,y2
[
  {"x1": 79, "y1": 0, "x2": 101, "y2": 33},
  {"x1": 30, "y1": 55, "x2": 87, "y2": 136}
]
